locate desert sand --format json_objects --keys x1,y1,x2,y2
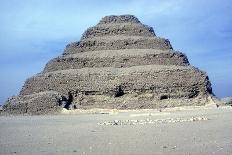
[{"x1": 0, "y1": 105, "x2": 232, "y2": 155}]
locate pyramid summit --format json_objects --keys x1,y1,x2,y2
[
  {"x1": 3, "y1": 15, "x2": 214, "y2": 115},
  {"x1": 98, "y1": 15, "x2": 141, "y2": 24}
]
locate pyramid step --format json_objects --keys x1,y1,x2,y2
[
  {"x1": 98, "y1": 15, "x2": 141, "y2": 24},
  {"x1": 21, "y1": 65, "x2": 211, "y2": 101},
  {"x1": 63, "y1": 36, "x2": 172, "y2": 55},
  {"x1": 44, "y1": 49, "x2": 189, "y2": 72},
  {"x1": 81, "y1": 23, "x2": 155, "y2": 40},
  {"x1": 3, "y1": 91, "x2": 62, "y2": 115}
]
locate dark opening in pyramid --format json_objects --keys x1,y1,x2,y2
[{"x1": 3, "y1": 15, "x2": 214, "y2": 115}]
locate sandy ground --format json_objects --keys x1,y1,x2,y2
[{"x1": 0, "y1": 105, "x2": 232, "y2": 155}]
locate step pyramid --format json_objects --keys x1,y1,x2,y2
[{"x1": 3, "y1": 15, "x2": 214, "y2": 114}]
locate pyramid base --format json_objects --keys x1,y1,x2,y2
[
  {"x1": 2, "y1": 91, "x2": 213, "y2": 115},
  {"x1": 2, "y1": 91, "x2": 62, "y2": 115}
]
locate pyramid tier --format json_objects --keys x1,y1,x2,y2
[
  {"x1": 44, "y1": 49, "x2": 189, "y2": 73},
  {"x1": 3, "y1": 91, "x2": 62, "y2": 115},
  {"x1": 64, "y1": 36, "x2": 172, "y2": 55},
  {"x1": 81, "y1": 23, "x2": 155, "y2": 40},
  {"x1": 20, "y1": 65, "x2": 212, "y2": 101},
  {"x1": 98, "y1": 15, "x2": 141, "y2": 24}
]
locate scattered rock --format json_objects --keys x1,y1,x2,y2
[
  {"x1": 163, "y1": 146, "x2": 168, "y2": 149},
  {"x1": 220, "y1": 97, "x2": 232, "y2": 106},
  {"x1": 98, "y1": 116, "x2": 209, "y2": 125}
]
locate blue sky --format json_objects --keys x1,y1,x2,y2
[{"x1": 0, "y1": 0, "x2": 232, "y2": 104}]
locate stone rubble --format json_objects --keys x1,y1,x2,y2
[{"x1": 98, "y1": 116, "x2": 209, "y2": 125}]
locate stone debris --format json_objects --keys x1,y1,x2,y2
[
  {"x1": 98, "y1": 116, "x2": 209, "y2": 125},
  {"x1": 2, "y1": 15, "x2": 214, "y2": 115},
  {"x1": 220, "y1": 97, "x2": 232, "y2": 106}
]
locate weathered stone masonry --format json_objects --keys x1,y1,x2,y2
[{"x1": 3, "y1": 15, "x2": 214, "y2": 114}]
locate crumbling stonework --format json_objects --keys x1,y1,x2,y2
[
  {"x1": 3, "y1": 15, "x2": 214, "y2": 114},
  {"x1": 3, "y1": 91, "x2": 62, "y2": 115}
]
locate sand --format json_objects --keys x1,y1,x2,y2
[{"x1": 0, "y1": 105, "x2": 232, "y2": 155}]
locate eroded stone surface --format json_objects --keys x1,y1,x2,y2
[
  {"x1": 44, "y1": 49, "x2": 189, "y2": 72},
  {"x1": 3, "y1": 91, "x2": 62, "y2": 115},
  {"x1": 63, "y1": 36, "x2": 172, "y2": 55}
]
